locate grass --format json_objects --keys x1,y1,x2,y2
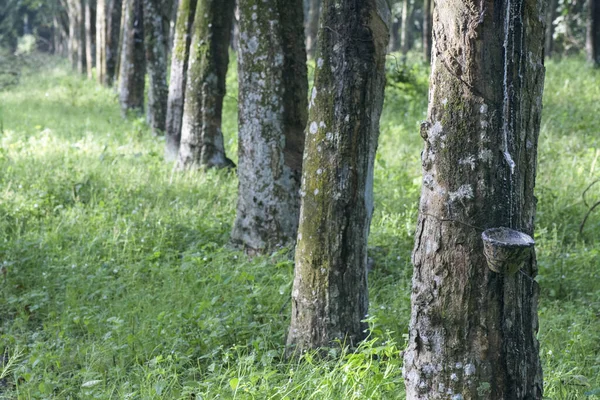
[{"x1": 0, "y1": 52, "x2": 598, "y2": 399}]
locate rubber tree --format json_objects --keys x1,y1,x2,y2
[
  {"x1": 176, "y1": 0, "x2": 235, "y2": 168},
  {"x1": 118, "y1": 0, "x2": 145, "y2": 115},
  {"x1": 286, "y1": 0, "x2": 390, "y2": 353},
  {"x1": 67, "y1": 0, "x2": 84, "y2": 73},
  {"x1": 143, "y1": 0, "x2": 169, "y2": 135},
  {"x1": 422, "y1": 0, "x2": 432, "y2": 62},
  {"x1": 403, "y1": 0, "x2": 546, "y2": 398},
  {"x1": 230, "y1": 0, "x2": 308, "y2": 251},
  {"x1": 84, "y1": 0, "x2": 94, "y2": 79},
  {"x1": 165, "y1": 0, "x2": 197, "y2": 160},
  {"x1": 587, "y1": 0, "x2": 600, "y2": 67},
  {"x1": 96, "y1": 0, "x2": 107, "y2": 83}
]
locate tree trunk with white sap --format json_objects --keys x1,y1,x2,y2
[
  {"x1": 286, "y1": 0, "x2": 389, "y2": 353},
  {"x1": 143, "y1": 0, "x2": 169, "y2": 135},
  {"x1": 176, "y1": 0, "x2": 235, "y2": 169},
  {"x1": 403, "y1": 0, "x2": 546, "y2": 398},
  {"x1": 231, "y1": 0, "x2": 308, "y2": 252},
  {"x1": 118, "y1": 0, "x2": 145, "y2": 114},
  {"x1": 165, "y1": 0, "x2": 197, "y2": 160}
]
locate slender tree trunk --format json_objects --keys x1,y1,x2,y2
[
  {"x1": 143, "y1": 0, "x2": 169, "y2": 135},
  {"x1": 96, "y1": 0, "x2": 107, "y2": 83},
  {"x1": 400, "y1": 0, "x2": 410, "y2": 55},
  {"x1": 67, "y1": 0, "x2": 84, "y2": 71},
  {"x1": 587, "y1": 0, "x2": 600, "y2": 67},
  {"x1": 176, "y1": 0, "x2": 235, "y2": 169},
  {"x1": 403, "y1": 0, "x2": 546, "y2": 398},
  {"x1": 389, "y1": 17, "x2": 400, "y2": 52},
  {"x1": 118, "y1": 0, "x2": 145, "y2": 114},
  {"x1": 422, "y1": 0, "x2": 432, "y2": 62},
  {"x1": 545, "y1": 0, "x2": 558, "y2": 58},
  {"x1": 231, "y1": 0, "x2": 308, "y2": 252},
  {"x1": 286, "y1": 0, "x2": 390, "y2": 353},
  {"x1": 165, "y1": 0, "x2": 197, "y2": 161},
  {"x1": 305, "y1": 0, "x2": 320, "y2": 59},
  {"x1": 85, "y1": 0, "x2": 94, "y2": 79},
  {"x1": 106, "y1": 0, "x2": 122, "y2": 85}
]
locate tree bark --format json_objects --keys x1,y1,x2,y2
[
  {"x1": 305, "y1": 0, "x2": 320, "y2": 59},
  {"x1": 286, "y1": 0, "x2": 390, "y2": 353},
  {"x1": 422, "y1": 0, "x2": 432, "y2": 62},
  {"x1": 143, "y1": 0, "x2": 169, "y2": 135},
  {"x1": 85, "y1": 0, "x2": 94, "y2": 79},
  {"x1": 118, "y1": 0, "x2": 145, "y2": 115},
  {"x1": 165, "y1": 0, "x2": 197, "y2": 161},
  {"x1": 176, "y1": 0, "x2": 235, "y2": 169},
  {"x1": 96, "y1": 0, "x2": 107, "y2": 84},
  {"x1": 67, "y1": 0, "x2": 85, "y2": 72},
  {"x1": 587, "y1": 0, "x2": 600, "y2": 67},
  {"x1": 403, "y1": 0, "x2": 546, "y2": 398},
  {"x1": 231, "y1": 0, "x2": 308, "y2": 252},
  {"x1": 106, "y1": 0, "x2": 122, "y2": 86}
]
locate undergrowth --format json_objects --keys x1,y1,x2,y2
[{"x1": 0, "y1": 53, "x2": 598, "y2": 399}]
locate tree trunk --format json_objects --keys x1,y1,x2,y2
[
  {"x1": 545, "y1": 0, "x2": 558, "y2": 58},
  {"x1": 286, "y1": 0, "x2": 390, "y2": 353},
  {"x1": 400, "y1": 0, "x2": 410, "y2": 55},
  {"x1": 106, "y1": 0, "x2": 122, "y2": 86},
  {"x1": 118, "y1": 0, "x2": 145, "y2": 115},
  {"x1": 305, "y1": 0, "x2": 320, "y2": 59},
  {"x1": 85, "y1": 0, "x2": 94, "y2": 79},
  {"x1": 422, "y1": 0, "x2": 432, "y2": 62},
  {"x1": 403, "y1": 0, "x2": 546, "y2": 398},
  {"x1": 389, "y1": 17, "x2": 400, "y2": 52},
  {"x1": 143, "y1": 0, "x2": 169, "y2": 135},
  {"x1": 96, "y1": 0, "x2": 107, "y2": 84},
  {"x1": 587, "y1": 0, "x2": 600, "y2": 67},
  {"x1": 165, "y1": 0, "x2": 197, "y2": 161},
  {"x1": 231, "y1": 0, "x2": 308, "y2": 252},
  {"x1": 176, "y1": 0, "x2": 235, "y2": 169},
  {"x1": 67, "y1": 0, "x2": 84, "y2": 72}
]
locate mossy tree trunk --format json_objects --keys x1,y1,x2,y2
[
  {"x1": 142, "y1": 0, "x2": 169, "y2": 135},
  {"x1": 165, "y1": 0, "x2": 197, "y2": 161},
  {"x1": 231, "y1": 0, "x2": 308, "y2": 252},
  {"x1": 176, "y1": 0, "x2": 235, "y2": 169},
  {"x1": 587, "y1": 0, "x2": 600, "y2": 67},
  {"x1": 118, "y1": 0, "x2": 145, "y2": 115},
  {"x1": 286, "y1": 0, "x2": 390, "y2": 353},
  {"x1": 305, "y1": 0, "x2": 320, "y2": 59},
  {"x1": 422, "y1": 0, "x2": 432, "y2": 63},
  {"x1": 403, "y1": 0, "x2": 546, "y2": 398}
]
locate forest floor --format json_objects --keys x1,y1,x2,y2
[{"x1": 0, "y1": 52, "x2": 599, "y2": 399}]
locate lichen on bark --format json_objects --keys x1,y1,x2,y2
[
  {"x1": 286, "y1": 0, "x2": 390, "y2": 354},
  {"x1": 403, "y1": 1, "x2": 546, "y2": 398},
  {"x1": 176, "y1": 0, "x2": 235, "y2": 169},
  {"x1": 230, "y1": 0, "x2": 308, "y2": 252}
]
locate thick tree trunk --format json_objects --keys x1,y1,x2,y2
[
  {"x1": 176, "y1": 0, "x2": 235, "y2": 169},
  {"x1": 165, "y1": 0, "x2": 198, "y2": 161},
  {"x1": 422, "y1": 0, "x2": 432, "y2": 62},
  {"x1": 305, "y1": 0, "x2": 320, "y2": 59},
  {"x1": 143, "y1": 0, "x2": 169, "y2": 135},
  {"x1": 286, "y1": 0, "x2": 390, "y2": 353},
  {"x1": 403, "y1": 0, "x2": 546, "y2": 399},
  {"x1": 231, "y1": 0, "x2": 308, "y2": 252},
  {"x1": 587, "y1": 0, "x2": 600, "y2": 67},
  {"x1": 106, "y1": 0, "x2": 122, "y2": 85},
  {"x1": 85, "y1": 0, "x2": 94, "y2": 79},
  {"x1": 118, "y1": 0, "x2": 145, "y2": 115},
  {"x1": 96, "y1": 0, "x2": 107, "y2": 83},
  {"x1": 545, "y1": 0, "x2": 558, "y2": 58}
]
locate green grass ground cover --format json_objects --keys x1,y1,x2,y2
[{"x1": 0, "y1": 53, "x2": 598, "y2": 399}]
